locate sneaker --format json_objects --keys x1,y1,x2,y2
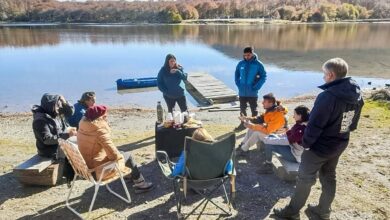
[
  {"x1": 257, "y1": 162, "x2": 274, "y2": 174},
  {"x1": 234, "y1": 122, "x2": 246, "y2": 131},
  {"x1": 273, "y1": 206, "x2": 300, "y2": 220},
  {"x1": 133, "y1": 175, "x2": 154, "y2": 194},
  {"x1": 306, "y1": 204, "x2": 331, "y2": 220}
]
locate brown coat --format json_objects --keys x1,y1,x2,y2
[{"x1": 77, "y1": 117, "x2": 129, "y2": 181}]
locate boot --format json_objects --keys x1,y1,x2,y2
[
  {"x1": 273, "y1": 205, "x2": 300, "y2": 220},
  {"x1": 133, "y1": 175, "x2": 154, "y2": 194},
  {"x1": 306, "y1": 204, "x2": 331, "y2": 220},
  {"x1": 234, "y1": 122, "x2": 246, "y2": 131}
]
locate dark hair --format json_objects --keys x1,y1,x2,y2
[
  {"x1": 164, "y1": 54, "x2": 176, "y2": 71},
  {"x1": 294, "y1": 105, "x2": 310, "y2": 122},
  {"x1": 263, "y1": 93, "x2": 276, "y2": 104},
  {"x1": 243, "y1": 46, "x2": 254, "y2": 54},
  {"x1": 79, "y1": 92, "x2": 95, "y2": 104}
]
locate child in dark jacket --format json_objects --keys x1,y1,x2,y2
[{"x1": 258, "y1": 105, "x2": 310, "y2": 174}]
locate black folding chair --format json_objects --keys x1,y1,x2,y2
[{"x1": 157, "y1": 132, "x2": 236, "y2": 219}]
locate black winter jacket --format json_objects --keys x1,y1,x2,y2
[
  {"x1": 302, "y1": 77, "x2": 364, "y2": 158},
  {"x1": 32, "y1": 94, "x2": 73, "y2": 158}
]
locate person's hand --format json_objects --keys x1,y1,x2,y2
[
  {"x1": 243, "y1": 120, "x2": 252, "y2": 128},
  {"x1": 69, "y1": 130, "x2": 77, "y2": 137},
  {"x1": 59, "y1": 95, "x2": 67, "y2": 105},
  {"x1": 67, "y1": 127, "x2": 77, "y2": 137}
]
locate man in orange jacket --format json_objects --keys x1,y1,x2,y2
[{"x1": 237, "y1": 93, "x2": 287, "y2": 155}]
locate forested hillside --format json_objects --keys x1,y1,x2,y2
[{"x1": 0, "y1": 0, "x2": 389, "y2": 23}]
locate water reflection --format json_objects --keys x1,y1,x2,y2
[{"x1": 0, "y1": 24, "x2": 389, "y2": 112}]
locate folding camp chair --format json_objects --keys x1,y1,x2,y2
[
  {"x1": 58, "y1": 139, "x2": 131, "y2": 219},
  {"x1": 157, "y1": 132, "x2": 236, "y2": 219}
]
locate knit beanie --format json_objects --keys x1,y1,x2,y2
[{"x1": 85, "y1": 105, "x2": 107, "y2": 121}]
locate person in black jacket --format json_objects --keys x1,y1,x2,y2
[
  {"x1": 274, "y1": 58, "x2": 364, "y2": 220},
  {"x1": 32, "y1": 93, "x2": 76, "y2": 158},
  {"x1": 32, "y1": 93, "x2": 77, "y2": 184}
]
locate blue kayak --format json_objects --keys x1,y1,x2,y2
[{"x1": 116, "y1": 77, "x2": 157, "y2": 90}]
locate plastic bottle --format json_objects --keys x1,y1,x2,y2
[{"x1": 157, "y1": 101, "x2": 163, "y2": 123}]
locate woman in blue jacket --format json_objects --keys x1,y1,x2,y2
[{"x1": 157, "y1": 54, "x2": 188, "y2": 113}]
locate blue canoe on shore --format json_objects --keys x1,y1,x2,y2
[{"x1": 116, "y1": 77, "x2": 157, "y2": 90}]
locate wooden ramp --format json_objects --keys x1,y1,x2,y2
[{"x1": 185, "y1": 72, "x2": 238, "y2": 106}]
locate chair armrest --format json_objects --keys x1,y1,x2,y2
[{"x1": 156, "y1": 151, "x2": 175, "y2": 167}]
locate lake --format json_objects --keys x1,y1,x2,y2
[{"x1": 0, "y1": 23, "x2": 389, "y2": 112}]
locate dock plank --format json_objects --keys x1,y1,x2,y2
[{"x1": 185, "y1": 72, "x2": 238, "y2": 105}]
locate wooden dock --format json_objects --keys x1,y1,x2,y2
[{"x1": 185, "y1": 72, "x2": 238, "y2": 106}]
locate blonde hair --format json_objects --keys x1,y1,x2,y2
[
  {"x1": 322, "y1": 58, "x2": 348, "y2": 79},
  {"x1": 192, "y1": 128, "x2": 214, "y2": 142}
]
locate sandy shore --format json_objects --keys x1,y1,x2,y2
[{"x1": 0, "y1": 91, "x2": 389, "y2": 219}]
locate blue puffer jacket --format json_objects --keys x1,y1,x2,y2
[
  {"x1": 157, "y1": 66, "x2": 187, "y2": 99},
  {"x1": 66, "y1": 102, "x2": 87, "y2": 128},
  {"x1": 302, "y1": 77, "x2": 364, "y2": 158},
  {"x1": 235, "y1": 54, "x2": 267, "y2": 97}
]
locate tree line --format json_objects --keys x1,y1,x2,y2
[{"x1": 0, "y1": 0, "x2": 389, "y2": 23}]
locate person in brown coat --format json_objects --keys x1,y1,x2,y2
[{"x1": 77, "y1": 105, "x2": 153, "y2": 193}]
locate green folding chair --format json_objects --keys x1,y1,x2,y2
[{"x1": 157, "y1": 132, "x2": 236, "y2": 219}]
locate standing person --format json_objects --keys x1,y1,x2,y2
[
  {"x1": 77, "y1": 105, "x2": 153, "y2": 193},
  {"x1": 235, "y1": 46, "x2": 267, "y2": 131},
  {"x1": 273, "y1": 58, "x2": 364, "y2": 220},
  {"x1": 66, "y1": 91, "x2": 96, "y2": 129},
  {"x1": 157, "y1": 54, "x2": 188, "y2": 113}
]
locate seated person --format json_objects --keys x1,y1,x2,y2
[
  {"x1": 237, "y1": 93, "x2": 287, "y2": 155},
  {"x1": 77, "y1": 105, "x2": 153, "y2": 193},
  {"x1": 32, "y1": 93, "x2": 76, "y2": 158},
  {"x1": 258, "y1": 105, "x2": 310, "y2": 173},
  {"x1": 32, "y1": 93, "x2": 76, "y2": 184},
  {"x1": 66, "y1": 91, "x2": 96, "y2": 129}
]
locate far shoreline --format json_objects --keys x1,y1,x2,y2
[{"x1": 1, "y1": 18, "x2": 390, "y2": 26}]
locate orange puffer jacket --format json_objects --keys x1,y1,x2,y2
[
  {"x1": 248, "y1": 107, "x2": 287, "y2": 134},
  {"x1": 77, "y1": 117, "x2": 129, "y2": 181}
]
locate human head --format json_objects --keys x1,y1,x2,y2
[
  {"x1": 85, "y1": 105, "x2": 107, "y2": 121},
  {"x1": 293, "y1": 105, "x2": 310, "y2": 123},
  {"x1": 262, "y1": 93, "x2": 276, "y2": 109},
  {"x1": 192, "y1": 128, "x2": 214, "y2": 142},
  {"x1": 322, "y1": 58, "x2": 348, "y2": 83},
  {"x1": 164, "y1": 54, "x2": 177, "y2": 70},
  {"x1": 243, "y1": 46, "x2": 254, "y2": 61},
  {"x1": 79, "y1": 92, "x2": 96, "y2": 107}
]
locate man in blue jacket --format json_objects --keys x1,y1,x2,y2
[
  {"x1": 235, "y1": 47, "x2": 267, "y2": 131},
  {"x1": 274, "y1": 58, "x2": 364, "y2": 220}
]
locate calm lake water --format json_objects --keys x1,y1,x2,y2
[{"x1": 0, "y1": 23, "x2": 389, "y2": 112}]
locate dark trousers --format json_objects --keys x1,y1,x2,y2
[
  {"x1": 239, "y1": 96, "x2": 258, "y2": 117},
  {"x1": 121, "y1": 151, "x2": 141, "y2": 180},
  {"x1": 163, "y1": 95, "x2": 188, "y2": 113},
  {"x1": 288, "y1": 150, "x2": 340, "y2": 212}
]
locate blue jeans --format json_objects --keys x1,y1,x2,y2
[{"x1": 265, "y1": 144, "x2": 297, "y2": 163}]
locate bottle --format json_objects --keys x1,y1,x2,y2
[{"x1": 157, "y1": 101, "x2": 163, "y2": 123}]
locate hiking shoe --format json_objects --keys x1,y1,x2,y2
[
  {"x1": 133, "y1": 176, "x2": 154, "y2": 194},
  {"x1": 234, "y1": 122, "x2": 246, "y2": 131},
  {"x1": 257, "y1": 162, "x2": 274, "y2": 174},
  {"x1": 306, "y1": 204, "x2": 331, "y2": 220},
  {"x1": 273, "y1": 206, "x2": 300, "y2": 220}
]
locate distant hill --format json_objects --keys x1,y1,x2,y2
[{"x1": 0, "y1": 0, "x2": 389, "y2": 23}]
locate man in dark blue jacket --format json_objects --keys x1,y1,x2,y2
[
  {"x1": 235, "y1": 47, "x2": 267, "y2": 130},
  {"x1": 274, "y1": 58, "x2": 364, "y2": 220}
]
